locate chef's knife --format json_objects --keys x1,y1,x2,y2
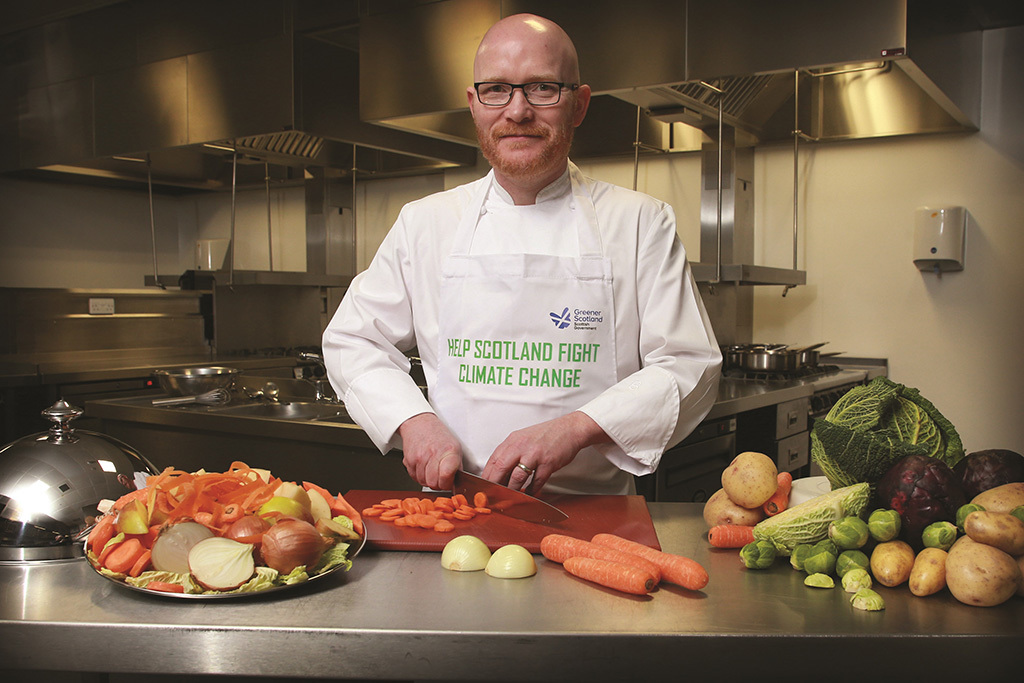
[{"x1": 451, "y1": 470, "x2": 568, "y2": 525}]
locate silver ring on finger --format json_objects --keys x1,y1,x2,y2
[{"x1": 516, "y1": 463, "x2": 535, "y2": 476}]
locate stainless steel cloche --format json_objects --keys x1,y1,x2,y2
[{"x1": 0, "y1": 399, "x2": 157, "y2": 562}]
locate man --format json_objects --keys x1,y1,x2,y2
[{"x1": 323, "y1": 14, "x2": 721, "y2": 495}]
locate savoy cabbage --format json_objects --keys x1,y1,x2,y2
[{"x1": 810, "y1": 377, "x2": 964, "y2": 490}]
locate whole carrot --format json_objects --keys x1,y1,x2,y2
[
  {"x1": 540, "y1": 534, "x2": 662, "y2": 584},
  {"x1": 592, "y1": 533, "x2": 709, "y2": 591},
  {"x1": 762, "y1": 471, "x2": 794, "y2": 516},
  {"x1": 707, "y1": 524, "x2": 756, "y2": 548},
  {"x1": 563, "y1": 556, "x2": 657, "y2": 595}
]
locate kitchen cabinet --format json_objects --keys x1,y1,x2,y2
[{"x1": 1, "y1": 504, "x2": 1019, "y2": 682}]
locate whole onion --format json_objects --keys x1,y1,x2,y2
[
  {"x1": 224, "y1": 514, "x2": 271, "y2": 544},
  {"x1": 260, "y1": 518, "x2": 325, "y2": 574}
]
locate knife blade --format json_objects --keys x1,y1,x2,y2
[{"x1": 451, "y1": 470, "x2": 568, "y2": 525}]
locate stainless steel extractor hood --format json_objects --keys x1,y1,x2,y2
[
  {"x1": 358, "y1": 0, "x2": 1013, "y2": 152},
  {"x1": 0, "y1": 0, "x2": 478, "y2": 191}
]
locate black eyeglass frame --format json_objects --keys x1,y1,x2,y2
[{"x1": 473, "y1": 81, "x2": 579, "y2": 107}]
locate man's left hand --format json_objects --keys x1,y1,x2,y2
[{"x1": 481, "y1": 411, "x2": 611, "y2": 495}]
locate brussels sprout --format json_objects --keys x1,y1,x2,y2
[
  {"x1": 790, "y1": 544, "x2": 812, "y2": 571},
  {"x1": 804, "y1": 573, "x2": 835, "y2": 589},
  {"x1": 828, "y1": 516, "x2": 870, "y2": 549},
  {"x1": 740, "y1": 540, "x2": 777, "y2": 570},
  {"x1": 803, "y1": 540, "x2": 838, "y2": 575},
  {"x1": 836, "y1": 549, "x2": 870, "y2": 578},
  {"x1": 1009, "y1": 506, "x2": 1024, "y2": 524},
  {"x1": 841, "y1": 568, "x2": 873, "y2": 593},
  {"x1": 868, "y1": 508, "x2": 901, "y2": 542},
  {"x1": 850, "y1": 587, "x2": 885, "y2": 611},
  {"x1": 921, "y1": 521, "x2": 958, "y2": 551},
  {"x1": 739, "y1": 540, "x2": 777, "y2": 569},
  {"x1": 955, "y1": 503, "x2": 985, "y2": 532}
]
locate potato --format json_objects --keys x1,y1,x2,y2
[
  {"x1": 909, "y1": 547, "x2": 948, "y2": 597},
  {"x1": 721, "y1": 451, "x2": 778, "y2": 508},
  {"x1": 945, "y1": 536, "x2": 1021, "y2": 607},
  {"x1": 869, "y1": 540, "x2": 915, "y2": 587},
  {"x1": 964, "y1": 510, "x2": 1024, "y2": 556},
  {"x1": 971, "y1": 482, "x2": 1024, "y2": 513},
  {"x1": 702, "y1": 488, "x2": 765, "y2": 527}
]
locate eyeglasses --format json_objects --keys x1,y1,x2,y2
[{"x1": 473, "y1": 81, "x2": 579, "y2": 107}]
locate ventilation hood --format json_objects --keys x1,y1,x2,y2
[
  {"x1": 0, "y1": 0, "x2": 477, "y2": 191},
  {"x1": 358, "y1": 0, "x2": 1009, "y2": 153}
]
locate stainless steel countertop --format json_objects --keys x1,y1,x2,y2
[{"x1": 1, "y1": 503, "x2": 1019, "y2": 681}]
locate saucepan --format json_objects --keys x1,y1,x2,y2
[{"x1": 723, "y1": 343, "x2": 828, "y2": 373}]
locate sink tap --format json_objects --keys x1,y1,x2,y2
[{"x1": 297, "y1": 352, "x2": 339, "y2": 403}]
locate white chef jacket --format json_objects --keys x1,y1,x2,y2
[{"x1": 322, "y1": 163, "x2": 722, "y2": 492}]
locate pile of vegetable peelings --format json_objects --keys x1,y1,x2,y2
[
  {"x1": 704, "y1": 380, "x2": 1024, "y2": 611},
  {"x1": 87, "y1": 462, "x2": 364, "y2": 595}
]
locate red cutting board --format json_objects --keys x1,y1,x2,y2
[{"x1": 344, "y1": 490, "x2": 661, "y2": 553}]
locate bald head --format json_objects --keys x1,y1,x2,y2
[{"x1": 473, "y1": 14, "x2": 581, "y2": 84}]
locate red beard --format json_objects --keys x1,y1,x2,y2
[{"x1": 477, "y1": 122, "x2": 575, "y2": 183}]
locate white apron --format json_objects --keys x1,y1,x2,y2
[{"x1": 432, "y1": 166, "x2": 630, "y2": 494}]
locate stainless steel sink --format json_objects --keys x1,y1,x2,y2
[{"x1": 213, "y1": 401, "x2": 349, "y2": 422}]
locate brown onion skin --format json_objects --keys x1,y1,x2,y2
[
  {"x1": 260, "y1": 518, "x2": 325, "y2": 574},
  {"x1": 224, "y1": 515, "x2": 270, "y2": 543}
]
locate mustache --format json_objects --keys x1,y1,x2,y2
[{"x1": 492, "y1": 124, "x2": 550, "y2": 139}]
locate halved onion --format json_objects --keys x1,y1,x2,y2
[
  {"x1": 150, "y1": 522, "x2": 215, "y2": 574},
  {"x1": 485, "y1": 544, "x2": 536, "y2": 579},
  {"x1": 440, "y1": 535, "x2": 492, "y2": 572},
  {"x1": 187, "y1": 537, "x2": 256, "y2": 591}
]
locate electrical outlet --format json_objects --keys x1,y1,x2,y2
[{"x1": 88, "y1": 297, "x2": 115, "y2": 315}]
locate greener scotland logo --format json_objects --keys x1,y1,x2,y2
[{"x1": 549, "y1": 307, "x2": 571, "y2": 329}]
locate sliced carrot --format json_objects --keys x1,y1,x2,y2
[
  {"x1": 474, "y1": 507, "x2": 491, "y2": 515},
  {"x1": 401, "y1": 498, "x2": 420, "y2": 515},
  {"x1": 128, "y1": 549, "x2": 152, "y2": 577},
  {"x1": 417, "y1": 498, "x2": 435, "y2": 514},
  {"x1": 111, "y1": 488, "x2": 149, "y2": 512},
  {"x1": 413, "y1": 513, "x2": 438, "y2": 530},
  {"x1": 362, "y1": 507, "x2": 384, "y2": 517},
  {"x1": 380, "y1": 509, "x2": 405, "y2": 522},
  {"x1": 452, "y1": 510, "x2": 475, "y2": 521},
  {"x1": 146, "y1": 581, "x2": 185, "y2": 594},
  {"x1": 98, "y1": 538, "x2": 122, "y2": 567},
  {"x1": 434, "y1": 520, "x2": 456, "y2": 533},
  {"x1": 104, "y1": 537, "x2": 147, "y2": 574},
  {"x1": 473, "y1": 492, "x2": 488, "y2": 508},
  {"x1": 540, "y1": 534, "x2": 662, "y2": 583},
  {"x1": 451, "y1": 494, "x2": 469, "y2": 509},
  {"x1": 380, "y1": 499, "x2": 402, "y2": 508},
  {"x1": 393, "y1": 516, "x2": 410, "y2": 527},
  {"x1": 217, "y1": 503, "x2": 244, "y2": 526},
  {"x1": 763, "y1": 471, "x2": 794, "y2": 516},
  {"x1": 88, "y1": 515, "x2": 117, "y2": 556},
  {"x1": 591, "y1": 533, "x2": 709, "y2": 592},
  {"x1": 563, "y1": 556, "x2": 657, "y2": 595},
  {"x1": 708, "y1": 524, "x2": 756, "y2": 548}
]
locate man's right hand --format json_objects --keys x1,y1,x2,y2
[{"x1": 397, "y1": 413, "x2": 463, "y2": 491}]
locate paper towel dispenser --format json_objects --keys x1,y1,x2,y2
[{"x1": 914, "y1": 206, "x2": 966, "y2": 273}]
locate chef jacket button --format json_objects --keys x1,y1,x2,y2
[
  {"x1": 480, "y1": 206, "x2": 487, "y2": 215},
  {"x1": 569, "y1": 201, "x2": 576, "y2": 210}
]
